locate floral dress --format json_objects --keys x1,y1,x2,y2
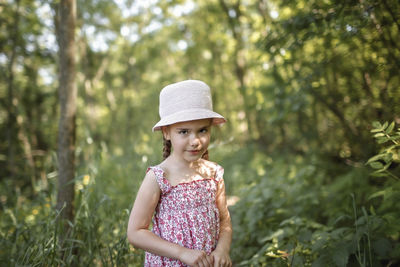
[{"x1": 144, "y1": 165, "x2": 224, "y2": 266}]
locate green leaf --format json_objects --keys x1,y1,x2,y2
[
  {"x1": 368, "y1": 187, "x2": 396, "y2": 200},
  {"x1": 386, "y1": 145, "x2": 398, "y2": 152},
  {"x1": 382, "y1": 121, "x2": 388, "y2": 130},
  {"x1": 333, "y1": 215, "x2": 351, "y2": 225},
  {"x1": 369, "y1": 161, "x2": 383, "y2": 169},
  {"x1": 374, "y1": 133, "x2": 385, "y2": 138},
  {"x1": 312, "y1": 233, "x2": 328, "y2": 252},
  {"x1": 369, "y1": 205, "x2": 376, "y2": 215},
  {"x1": 372, "y1": 121, "x2": 382, "y2": 128},
  {"x1": 368, "y1": 189, "x2": 388, "y2": 200},
  {"x1": 365, "y1": 154, "x2": 386, "y2": 165},
  {"x1": 311, "y1": 255, "x2": 329, "y2": 267},
  {"x1": 383, "y1": 153, "x2": 393, "y2": 163},
  {"x1": 298, "y1": 229, "x2": 312, "y2": 242},
  {"x1": 291, "y1": 254, "x2": 305, "y2": 267},
  {"x1": 355, "y1": 216, "x2": 367, "y2": 226},
  {"x1": 391, "y1": 135, "x2": 400, "y2": 141},
  {"x1": 361, "y1": 206, "x2": 368, "y2": 218},
  {"x1": 332, "y1": 243, "x2": 349, "y2": 267},
  {"x1": 371, "y1": 171, "x2": 389, "y2": 177},
  {"x1": 385, "y1": 121, "x2": 395, "y2": 134},
  {"x1": 330, "y1": 227, "x2": 350, "y2": 239},
  {"x1": 377, "y1": 138, "x2": 389, "y2": 144},
  {"x1": 373, "y1": 238, "x2": 392, "y2": 258}
]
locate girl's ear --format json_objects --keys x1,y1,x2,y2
[{"x1": 162, "y1": 126, "x2": 170, "y2": 140}]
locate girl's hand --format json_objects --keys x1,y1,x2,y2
[
  {"x1": 210, "y1": 249, "x2": 232, "y2": 267},
  {"x1": 179, "y1": 248, "x2": 214, "y2": 267}
]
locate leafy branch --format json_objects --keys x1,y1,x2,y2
[{"x1": 366, "y1": 121, "x2": 400, "y2": 180}]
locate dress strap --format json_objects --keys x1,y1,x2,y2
[
  {"x1": 147, "y1": 166, "x2": 171, "y2": 194},
  {"x1": 214, "y1": 165, "x2": 224, "y2": 182}
]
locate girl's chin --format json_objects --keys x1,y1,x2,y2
[
  {"x1": 183, "y1": 152, "x2": 203, "y2": 162},
  {"x1": 184, "y1": 156, "x2": 202, "y2": 162}
]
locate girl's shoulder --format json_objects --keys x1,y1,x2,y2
[
  {"x1": 199, "y1": 158, "x2": 221, "y2": 170},
  {"x1": 146, "y1": 165, "x2": 170, "y2": 193},
  {"x1": 198, "y1": 159, "x2": 224, "y2": 181}
]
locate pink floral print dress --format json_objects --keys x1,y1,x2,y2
[{"x1": 144, "y1": 165, "x2": 224, "y2": 266}]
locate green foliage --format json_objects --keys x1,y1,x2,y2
[
  {"x1": 230, "y1": 124, "x2": 400, "y2": 266},
  {"x1": 366, "y1": 121, "x2": 400, "y2": 180}
]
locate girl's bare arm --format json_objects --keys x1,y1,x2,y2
[{"x1": 212, "y1": 177, "x2": 233, "y2": 266}]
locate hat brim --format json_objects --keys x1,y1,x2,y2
[{"x1": 152, "y1": 108, "x2": 226, "y2": 132}]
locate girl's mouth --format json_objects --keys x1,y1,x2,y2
[{"x1": 187, "y1": 150, "x2": 201, "y2": 155}]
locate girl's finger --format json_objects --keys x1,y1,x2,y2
[
  {"x1": 207, "y1": 256, "x2": 215, "y2": 267},
  {"x1": 209, "y1": 255, "x2": 214, "y2": 265}
]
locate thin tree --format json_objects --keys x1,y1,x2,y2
[
  {"x1": 6, "y1": 0, "x2": 21, "y2": 178},
  {"x1": 55, "y1": 0, "x2": 77, "y2": 241}
]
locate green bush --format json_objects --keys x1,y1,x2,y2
[{"x1": 230, "y1": 122, "x2": 400, "y2": 266}]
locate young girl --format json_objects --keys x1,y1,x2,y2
[{"x1": 127, "y1": 80, "x2": 232, "y2": 267}]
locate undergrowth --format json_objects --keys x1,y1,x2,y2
[
  {"x1": 1, "y1": 122, "x2": 399, "y2": 266},
  {"x1": 0, "y1": 147, "x2": 146, "y2": 266},
  {"x1": 229, "y1": 122, "x2": 400, "y2": 266}
]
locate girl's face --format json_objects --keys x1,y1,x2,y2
[{"x1": 163, "y1": 119, "x2": 212, "y2": 163}]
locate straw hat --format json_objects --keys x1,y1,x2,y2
[{"x1": 152, "y1": 80, "x2": 226, "y2": 131}]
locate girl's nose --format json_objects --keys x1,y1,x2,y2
[{"x1": 190, "y1": 135, "x2": 200, "y2": 147}]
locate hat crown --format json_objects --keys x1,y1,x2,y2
[{"x1": 159, "y1": 80, "x2": 213, "y2": 118}]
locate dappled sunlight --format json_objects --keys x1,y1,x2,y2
[
  {"x1": 226, "y1": 195, "x2": 240, "y2": 207},
  {"x1": 1, "y1": 0, "x2": 399, "y2": 265}
]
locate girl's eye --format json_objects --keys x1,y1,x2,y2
[
  {"x1": 178, "y1": 130, "x2": 188, "y2": 135},
  {"x1": 200, "y1": 128, "x2": 208, "y2": 133}
]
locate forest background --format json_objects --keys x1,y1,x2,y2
[{"x1": 1, "y1": 0, "x2": 399, "y2": 266}]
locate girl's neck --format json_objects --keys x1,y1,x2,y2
[{"x1": 168, "y1": 152, "x2": 201, "y2": 170}]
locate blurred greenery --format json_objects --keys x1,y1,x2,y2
[{"x1": 0, "y1": 0, "x2": 399, "y2": 266}]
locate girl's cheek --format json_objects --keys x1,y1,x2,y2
[{"x1": 201, "y1": 136, "x2": 210, "y2": 144}]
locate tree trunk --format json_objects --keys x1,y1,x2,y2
[
  {"x1": 6, "y1": 0, "x2": 21, "y2": 179},
  {"x1": 218, "y1": 0, "x2": 254, "y2": 137},
  {"x1": 55, "y1": 0, "x2": 77, "y2": 234}
]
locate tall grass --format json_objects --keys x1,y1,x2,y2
[{"x1": 0, "y1": 146, "x2": 147, "y2": 266}]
